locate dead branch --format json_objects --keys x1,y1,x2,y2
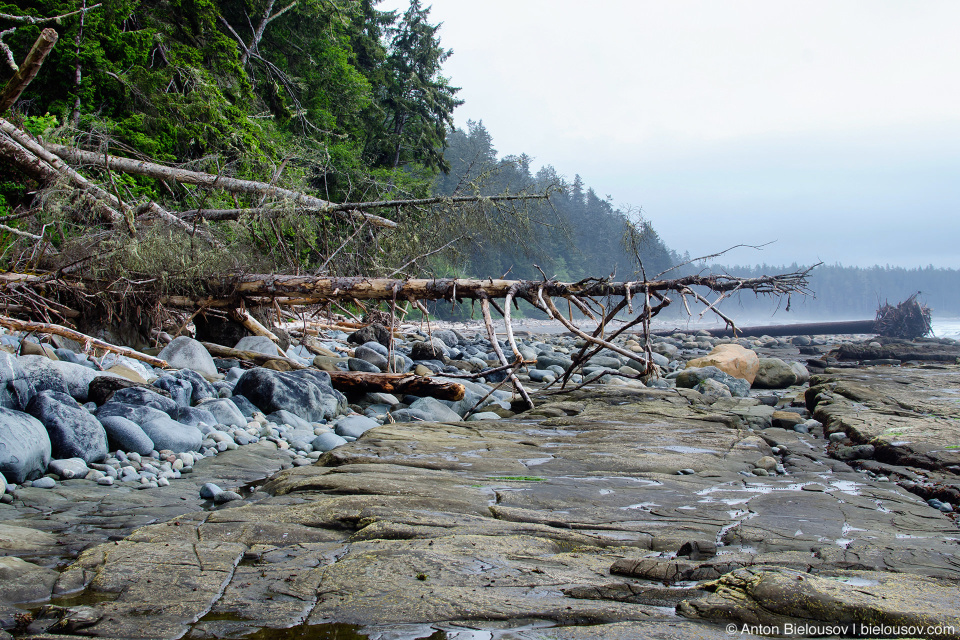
[
  {"x1": 480, "y1": 296, "x2": 533, "y2": 409},
  {"x1": 0, "y1": 27, "x2": 57, "y2": 112},
  {"x1": 0, "y1": 314, "x2": 168, "y2": 367}
]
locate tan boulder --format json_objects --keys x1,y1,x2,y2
[
  {"x1": 106, "y1": 363, "x2": 148, "y2": 384},
  {"x1": 686, "y1": 343, "x2": 759, "y2": 383}
]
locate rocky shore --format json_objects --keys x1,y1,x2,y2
[{"x1": 0, "y1": 323, "x2": 959, "y2": 639}]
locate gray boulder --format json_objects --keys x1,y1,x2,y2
[
  {"x1": 696, "y1": 378, "x2": 733, "y2": 403},
  {"x1": 353, "y1": 346, "x2": 388, "y2": 371},
  {"x1": 234, "y1": 368, "x2": 347, "y2": 422},
  {"x1": 360, "y1": 341, "x2": 389, "y2": 357},
  {"x1": 48, "y1": 457, "x2": 90, "y2": 480},
  {"x1": 228, "y1": 394, "x2": 259, "y2": 419},
  {"x1": 407, "y1": 397, "x2": 462, "y2": 422},
  {"x1": 197, "y1": 398, "x2": 247, "y2": 427},
  {"x1": 99, "y1": 415, "x2": 155, "y2": 455},
  {"x1": 652, "y1": 342, "x2": 680, "y2": 360},
  {"x1": 268, "y1": 409, "x2": 313, "y2": 430},
  {"x1": 138, "y1": 416, "x2": 203, "y2": 452},
  {"x1": 96, "y1": 402, "x2": 169, "y2": 426},
  {"x1": 334, "y1": 415, "x2": 379, "y2": 439},
  {"x1": 347, "y1": 324, "x2": 391, "y2": 347},
  {"x1": 15, "y1": 354, "x2": 69, "y2": 396},
  {"x1": 173, "y1": 368, "x2": 218, "y2": 403},
  {"x1": 26, "y1": 390, "x2": 107, "y2": 463},
  {"x1": 0, "y1": 407, "x2": 51, "y2": 483},
  {"x1": 171, "y1": 405, "x2": 218, "y2": 428},
  {"x1": 431, "y1": 330, "x2": 460, "y2": 348},
  {"x1": 676, "y1": 366, "x2": 750, "y2": 397},
  {"x1": 536, "y1": 355, "x2": 573, "y2": 370},
  {"x1": 588, "y1": 355, "x2": 623, "y2": 369},
  {"x1": 311, "y1": 431, "x2": 348, "y2": 452},
  {"x1": 410, "y1": 339, "x2": 448, "y2": 360},
  {"x1": 234, "y1": 336, "x2": 283, "y2": 358},
  {"x1": 87, "y1": 375, "x2": 157, "y2": 405},
  {"x1": 55, "y1": 349, "x2": 96, "y2": 368},
  {"x1": 466, "y1": 412, "x2": 501, "y2": 421},
  {"x1": 753, "y1": 358, "x2": 799, "y2": 389},
  {"x1": 158, "y1": 337, "x2": 218, "y2": 378},
  {"x1": 151, "y1": 374, "x2": 193, "y2": 406},
  {"x1": 110, "y1": 387, "x2": 179, "y2": 415},
  {"x1": 791, "y1": 362, "x2": 810, "y2": 385},
  {"x1": 348, "y1": 357, "x2": 381, "y2": 373},
  {"x1": 0, "y1": 351, "x2": 35, "y2": 410},
  {"x1": 528, "y1": 369, "x2": 556, "y2": 383}
]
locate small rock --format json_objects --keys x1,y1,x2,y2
[
  {"x1": 200, "y1": 482, "x2": 223, "y2": 500},
  {"x1": 311, "y1": 432, "x2": 348, "y2": 452},
  {"x1": 214, "y1": 490, "x2": 242, "y2": 504},
  {"x1": 32, "y1": 476, "x2": 57, "y2": 489},
  {"x1": 97, "y1": 476, "x2": 114, "y2": 486},
  {"x1": 754, "y1": 456, "x2": 778, "y2": 472}
]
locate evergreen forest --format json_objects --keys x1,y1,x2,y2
[{"x1": 0, "y1": 0, "x2": 957, "y2": 322}]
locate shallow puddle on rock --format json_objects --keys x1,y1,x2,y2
[
  {"x1": 829, "y1": 480, "x2": 862, "y2": 495},
  {"x1": 658, "y1": 446, "x2": 720, "y2": 455},
  {"x1": 519, "y1": 457, "x2": 553, "y2": 466},
  {"x1": 825, "y1": 576, "x2": 881, "y2": 587}
]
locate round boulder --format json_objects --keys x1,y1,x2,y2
[
  {"x1": 158, "y1": 337, "x2": 218, "y2": 378},
  {"x1": 686, "y1": 344, "x2": 759, "y2": 384},
  {"x1": 0, "y1": 406, "x2": 51, "y2": 483}
]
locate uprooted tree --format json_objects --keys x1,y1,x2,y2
[{"x1": 0, "y1": 22, "x2": 817, "y2": 407}]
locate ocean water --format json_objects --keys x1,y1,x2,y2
[{"x1": 932, "y1": 318, "x2": 960, "y2": 339}]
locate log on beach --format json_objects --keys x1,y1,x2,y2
[{"x1": 653, "y1": 319, "x2": 877, "y2": 338}]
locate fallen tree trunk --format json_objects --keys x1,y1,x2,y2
[
  {"x1": 200, "y1": 341, "x2": 307, "y2": 369},
  {"x1": 654, "y1": 319, "x2": 878, "y2": 338},
  {"x1": 326, "y1": 372, "x2": 465, "y2": 401},
  {"x1": 0, "y1": 122, "x2": 128, "y2": 228},
  {"x1": 43, "y1": 143, "x2": 398, "y2": 229},
  {"x1": 0, "y1": 315, "x2": 168, "y2": 367},
  {"x1": 160, "y1": 271, "x2": 814, "y2": 308}
]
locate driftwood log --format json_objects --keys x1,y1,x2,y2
[
  {"x1": 158, "y1": 272, "x2": 812, "y2": 308},
  {"x1": 0, "y1": 315, "x2": 168, "y2": 367},
  {"x1": 327, "y1": 372, "x2": 464, "y2": 401}
]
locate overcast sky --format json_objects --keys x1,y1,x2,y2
[{"x1": 381, "y1": 1, "x2": 960, "y2": 268}]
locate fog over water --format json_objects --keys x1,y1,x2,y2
[{"x1": 380, "y1": 1, "x2": 960, "y2": 269}]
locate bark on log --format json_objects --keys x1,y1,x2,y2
[
  {"x1": 228, "y1": 308, "x2": 279, "y2": 343},
  {"x1": 43, "y1": 144, "x2": 398, "y2": 229},
  {"x1": 327, "y1": 372, "x2": 465, "y2": 401},
  {"x1": 0, "y1": 28, "x2": 58, "y2": 113},
  {"x1": 0, "y1": 315, "x2": 168, "y2": 367}
]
